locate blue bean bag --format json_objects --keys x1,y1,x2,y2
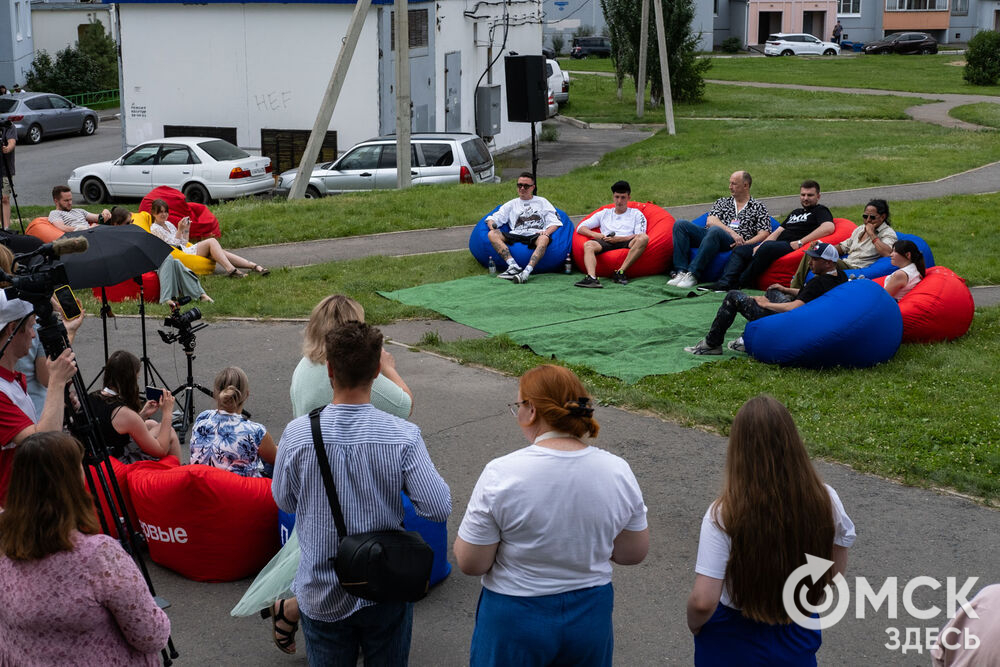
[
  {"x1": 807, "y1": 231, "x2": 935, "y2": 281},
  {"x1": 683, "y1": 212, "x2": 781, "y2": 282},
  {"x1": 743, "y1": 279, "x2": 902, "y2": 368},
  {"x1": 469, "y1": 205, "x2": 575, "y2": 274}
]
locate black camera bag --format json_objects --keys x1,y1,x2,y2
[{"x1": 309, "y1": 408, "x2": 434, "y2": 603}]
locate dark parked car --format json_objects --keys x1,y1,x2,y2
[
  {"x1": 571, "y1": 36, "x2": 611, "y2": 59},
  {"x1": 863, "y1": 32, "x2": 938, "y2": 55},
  {"x1": 0, "y1": 92, "x2": 98, "y2": 144}
]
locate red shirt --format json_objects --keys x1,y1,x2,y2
[{"x1": 0, "y1": 365, "x2": 34, "y2": 504}]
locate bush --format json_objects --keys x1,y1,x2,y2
[
  {"x1": 720, "y1": 37, "x2": 742, "y2": 54},
  {"x1": 26, "y1": 19, "x2": 118, "y2": 95},
  {"x1": 552, "y1": 34, "x2": 565, "y2": 55},
  {"x1": 964, "y1": 30, "x2": 1000, "y2": 86}
]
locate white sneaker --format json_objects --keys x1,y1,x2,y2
[
  {"x1": 675, "y1": 272, "x2": 697, "y2": 288},
  {"x1": 727, "y1": 337, "x2": 746, "y2": 353},
  {"x1": 667, "y1": 272, "x2": 684, "y2": 286},
  {"x1": 684, "y1": 339, "x2": 723, "y2": 355},
  {"x1": 498, "y1": 264, "x2": 522, "y2": 280},
  {"x1": 512, "y1": 270, "x2": 531, "y2": 284}
]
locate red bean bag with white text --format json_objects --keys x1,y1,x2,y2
[
  {"x1": 755, "y1": 217, "x2": 856, "y2": 289},
  {"x1": 874, "y1": 266, "x2": 974, "y2": 343},
  {"x1": 140, "y1": 186, "x2": 221, "y2": 241},
  {"x1": 128, "y1": 463, "x2": 279, "y2": 582},
  {"x1": 571, "y1": 202, "x2": 674, "y2": 277}
]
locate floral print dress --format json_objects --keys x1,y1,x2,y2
[{"x1": 189, "y1": 409, "x2": 267, "y2": 477}]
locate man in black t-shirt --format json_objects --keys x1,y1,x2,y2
[
  {"x1": 685, "y1": 242, "x2": 848, "y2": 355},
  {"x1": 709, "y1": 180, "x2": 835, "y2": 291}
]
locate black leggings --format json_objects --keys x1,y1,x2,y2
[{"x1": 0, "y1": 230, "x2": 43, "y2": 255}]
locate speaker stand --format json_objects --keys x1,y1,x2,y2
[{"x1": 531, "y1": 122, "x2": 539, "y2": 191}]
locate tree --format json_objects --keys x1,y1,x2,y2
[
  {"x1": 26, "y1": 19, "x2": 118, "y2": 95},
  {"x1": 551, "y1": 34, "x2": 565, "y2": 55},
  {"x1": 963, "y1": 30, "x2": 1000, "y2": 86},
  {"x1": 601, "y1": 0, "x2": 711, "y2": 103}
]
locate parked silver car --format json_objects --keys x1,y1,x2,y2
[
  {"x1": 276, "y1": 133, "x2": 497, "y2": 197},
  {"x1": 0, "y1": 92, "x2": 99, "y2": 144}
]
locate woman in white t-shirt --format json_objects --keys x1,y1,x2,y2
[
  {"x1": 454, "y1": 365, "x2": 649, "y2": 667},
  {"x1": 883, "y1": 239, "x2": 925, "y2": 301},
  {"x1": 686, "y1": 395, "x2": 856, "y2": 666}
]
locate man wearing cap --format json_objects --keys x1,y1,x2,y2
[
  {"x1": 685, "y1": 241, "x2": 847, "y2": 355},
  {"x1": 0, "y1": 295, "x2": 78, "y2": 504},
  {"x1": 574, "y1": 180, "x2": 648, "y2": 288},
  {"x1": 485, "y1": 172, "x2": 562, "y2": 284}
]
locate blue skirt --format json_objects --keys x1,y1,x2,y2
[
  {"x1": 694, "y1": 604, "x2": 821, "y2": 667},
  {"x1": 470, "y1": 583, "x2": 614, "y2": 667}
]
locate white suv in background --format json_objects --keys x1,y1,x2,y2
[
  {"x1": 764, "y1": 33, "x2": 840, "y2": 56},
  {"x1": 276, "y1": 133, "x2": 498, "y2": 197}
]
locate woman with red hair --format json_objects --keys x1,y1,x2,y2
[{"x1": 454, "y1": 364, "x2": 649, "y2": 666}]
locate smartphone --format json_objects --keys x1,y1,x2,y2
[
  {"x1": 145, "y1": 386, "x2": 164, "y2": 402},
  {"x1": 54, "y1": 285, "x2": 82, "y2": 321}
]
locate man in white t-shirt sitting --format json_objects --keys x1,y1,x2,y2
[
  {"x1": 574, "y1": 180, "x2": 648, "y2": 288},
  {"x1": 48, "y1": 185, "x2": 110, "y2": 233},
  {"x1": 485, "y1": 172, "x2": 562, "y2": 284}
]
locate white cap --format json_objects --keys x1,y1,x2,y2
[{"x1": 0, "y1": 291, "x2": 34, "y2": 329}]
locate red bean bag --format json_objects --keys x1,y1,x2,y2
[
  {"x1": 755, "y1": 217, "x2": 856, "y2": 289},
  {"x1": 128, "y1": 463, "x2": 279, "y2": 582},
  {"x1": 571, "y1": 202, "x2": 674, "y2": 277},
  {"x1": 25, "y1": 217, "x2": 65, "y2": 243},
  {"x1": 91, "y1": 271, "x2": 160, "y2": 303},
  {"x1": 88, "y1": 455, "x2": 179, "y2": 539},
  {"x1": 140, "y1": 186, "x2": 221, "y2": 241},
  {"x1": 874, "y1": 266, "x2": 974, "y2": 343}
]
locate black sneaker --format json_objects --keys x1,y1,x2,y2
[
  {"x1": 611, "y1": 270, "x2": 628, "y2": 285},
  {"x1": 498, "y1": 265, "x2": 522, "y2": 280},
  {"x1": 574, "y1": 275, "x2": 603, "y2": 288}
]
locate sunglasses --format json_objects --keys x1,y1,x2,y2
[
  {"x1": 508, "y1": 400, "x2": 529, "y2": 416},
  {"x1": 861, "y1": 214, "x2": 880, "y2": 220},
  {"x1": 516, "y1": 183, "x2": 533, "y2": 190}
]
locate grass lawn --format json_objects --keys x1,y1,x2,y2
[
  {"x1": 562, "y1": 75, "x2": 926, "y2": 124},
  {"x1": 418, "y1": 306, "x2": 1000, "y2": 502},
  {"x1": 949, "y1": 102, "x2": 1000, "y2": 129},
  {"x1": 703, "y1": 54, "x2": 1000, "y2": 96}
]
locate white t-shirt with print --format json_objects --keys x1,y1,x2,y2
[
  {"x1": 694, "y1": 484, "x2": 856, "y2": 609},
  {"x1": 458, "y1": 442, "x2": 648, "y2": 597},
  {"x1": 488, "y1": 196, "x2": 561, "y2": 237},
  {"x1": 578, "y1": 207, "x2": 647, "y2": 237}
]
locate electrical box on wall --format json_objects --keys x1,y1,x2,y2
[{"x1": 476, "y1": 84, "x2": 501, "y2": 138}]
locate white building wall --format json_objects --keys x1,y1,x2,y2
[
  {"x1": 118, "y1": 2, "x2": 537, "y2": 156},
  {"x1": 31, "y1": 6, "x2": 114, "y2": 58}
]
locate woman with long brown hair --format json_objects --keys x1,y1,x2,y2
[
  {"x1": 0, "y1": 432, "x2": 170, "y2": 665},
  {"x1": 454, "y1": 364, "x2": 649, "y2": 666},
  {"x1": 686, "y1": 395, "x2": 855, "y2": 665}
]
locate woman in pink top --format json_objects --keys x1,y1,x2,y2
[{"x1": 0, "y1": 432, "x2": 171, "y2": 666}]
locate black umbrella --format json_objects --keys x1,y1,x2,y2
[{"x1": 61, "y1": 225, "x2": 174, "y2": 289}]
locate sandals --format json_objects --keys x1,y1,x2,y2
[
  {"x1": 252, "y1": 264, "x2": 270, "y2": 276},
  {"x1": 227, "y1": 268, "x2": 247, "y2": 279},
  {"x1": 260, "y1": 599, "x2": 298, "y2": 654}
]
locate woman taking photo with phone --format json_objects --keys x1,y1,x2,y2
[
  {"x1": 148, "y1": 199, "x2": 268, "y2": 278},
  {"x1": 0, "y1": 432, "x2": 171, "y2": 665},
  {"x1": 454, "y1": 364, "x2": 649, "y2": 666},
  {"x1": 686, "y1": 395, "x2": 855, "y2": 666},
  {"x1": 87, "y1": 350, "x2": 180, "y2": 463}
]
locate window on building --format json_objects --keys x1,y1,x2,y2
[
  {"x1": 951, "y1": 0, "x2": 968, "y2": 14},
  {"x1": 260, "y1": 129, "x2": 337, "y2": 176},
  {"x1": 838, "y1": 0, "x2": 862, "y2": 15},
  {"x1": 885, "y1": 0, "x2": 947, "y2": 10},
  {"x1": 390, "y1": 9, "x2": 430, "y2": 50}
]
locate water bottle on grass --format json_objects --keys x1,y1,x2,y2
[{"x1": 488, "y1": 257, "x2": 496, "y2": 275}]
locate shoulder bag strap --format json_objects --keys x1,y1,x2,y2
[{"x1": 309, "y1": 407, "x2": 348, "y2": 539}]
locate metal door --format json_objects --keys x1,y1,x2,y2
[
  {"x1": 378, "y1": 6, "x2": 437, "y2": 135},
  {"x1": 445, "y1": 51, "x2": 462, "y2": 132}
]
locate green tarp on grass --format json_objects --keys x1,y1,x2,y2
[{"x1": 380, "y1": 273, "x2": 748, "y2": 382}]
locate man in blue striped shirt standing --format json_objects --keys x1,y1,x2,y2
[{"x1": 273, "y1": 321, "x2": 451, "y2": 665}]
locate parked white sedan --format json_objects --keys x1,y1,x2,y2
[{"x1": 68, "y1": 137, "x2": 274, "y2": 204}]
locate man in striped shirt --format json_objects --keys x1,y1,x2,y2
[{"x1": 272, "y1": 321, "x2": 451, "y2": 665}]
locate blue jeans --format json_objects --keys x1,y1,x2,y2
[
  {"x1": 300, "y1": 602, "x2": 413, "y2": 667},
  {"x1": 672, "y1": 220, "x2": 735, "y2": 279},
  {"x1": 470, "y1": 584, "x2": 614, "y2": 667}
]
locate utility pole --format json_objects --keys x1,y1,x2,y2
[
  {"x1": 636, "y1": 0, "x2": 649, "y2": 119},
  {"x1": 395, "y1": 0, "x2": 412, "y2": 189},
  {"x1": 288, "y1": 0, "x2": 373, "y2": 200},
  {"x1": 652, "y1": 0, "x2": 676, "y2": 134}
]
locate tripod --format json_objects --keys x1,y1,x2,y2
[
  {"x1": 0, "y1": 129, "x2": 26, "y2": 234},
  {"x1": 14, "y1": 288, "x2": 180, "y2": 665},
  {"x1": 159, "y1": 322, "x2": 211, "y2": 444}
]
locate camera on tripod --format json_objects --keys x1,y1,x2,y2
[{"x1": 158, "y1": 296, "x2": 207, "y2": 345}]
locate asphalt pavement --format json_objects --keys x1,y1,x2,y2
[{"x1": 65, "y1": 316, "x2": 1000, "y2": 666}]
